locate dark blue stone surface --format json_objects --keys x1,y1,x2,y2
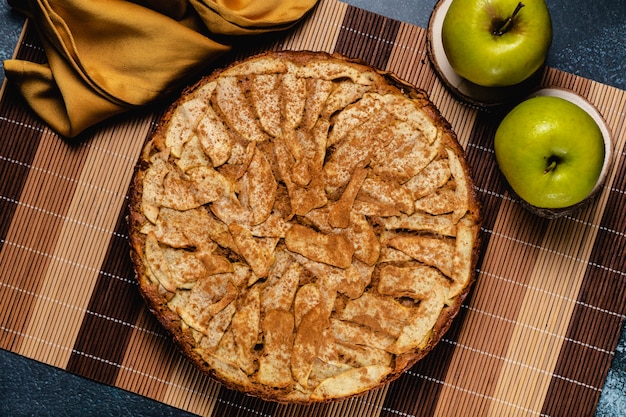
[{"x1": 1, "y1": 1, "x2": 624, "y2": 416}]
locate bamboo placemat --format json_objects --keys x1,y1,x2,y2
[{"x1": 1, "y1": 0, "x2": 625, "y2": 416}]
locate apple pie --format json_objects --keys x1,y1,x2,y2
[{"x1": 128, "y1": 50, "x2": 481, "y2": 403}]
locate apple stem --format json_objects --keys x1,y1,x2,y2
[
  {"x1": 544, "y1": 160, "x2": 557, "y2": 174},
  {"x1": 494, "y1": 2, "x2": 525, "y2": 36}
]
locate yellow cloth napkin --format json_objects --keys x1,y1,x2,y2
[{"x1": 3, "y1": 0, "x2": 319, "y2": 137}]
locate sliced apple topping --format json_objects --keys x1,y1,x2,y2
[
  {"x1": 262, "y1": 260, "x2": 301, "y2": 312},
  {"x1": 357, "y1": 176, "x2": 415, "y2": 215},
  {"x1": 216, "y1": 76, "x2": 268, "y2": 143},
  {"x1": 251, "y1": 74, "x2": 282, "y2": 137},
  {"x1": 414, "y1": 186, "x2": 457, "y2": 215},
  {"x1": 404, "y1": 157, "x2": 451, "y2": 199},
  {"x1": 328, "y1": 167, "x2": 368, "y2": 229},
  {"x1": 322, "y1": 80, "x2": 372, "y2": 118},
  {"x1": 371, "y1": 120, "x2": 439, "y2": 183},
  {"x1": 176, "y1": 135, "x2": 210, "y2": 172},
  {"x1": 341, "y1": 212, "x2": 380, "y2": 266},
  {"x1": 231, "y1": 286, "x2": 260, "y2": 374},
  {"x1": 379, "y1": 211, "x2": 458, "y2": 237},
  {"x1": 285, "y1": 224, "x2": 354, "y2": 269},
  {"x1": 239, "y1": 148, "x2": 276, "y2": 225},
  {"x1": 377, "y1": 264, "x2": 442, "y2": 300},
  {"x1": 280, "y1": 69, "x2": 307, "y2": 131},
  {"x1": 386, "y1": 234, "x2": 456, "y2": 278},
  {"x1": 164, "y1": 82, "x2": 215, "y2": 158},
  {"x1": 258, "y1": 310, "x2": 295, "y2": 388},
  {"x1": 229, "y1": 223, "x2": 275, "y2": 278},
  {"x1": 391, "y1": 287, "x2": 445, "y2": 354},
  {"x1": 310, "y1": 364, "x2": 391, "y2": 401},
  {"x1": 196, "y1": 103, "x2": 233, "y2": 167},
  {"x1": 323, "y1": 109, "x2": 395, "y2": 194},
  {"x1": 326, "y1": 93, "x2": 384, "y2": 146},
  {"x1": 302, "y1": 78, "x2": 334, "y2": 130},
  {"x1": 292, "y1": 303, "x2": 325, "y2": 388},
  {"x1": 130, "y1": 52, "x2": 480, "y2": 403}
]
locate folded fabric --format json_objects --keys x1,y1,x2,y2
[{"x1": 3, "y1": 0, "x2": 319, "y2": 137}]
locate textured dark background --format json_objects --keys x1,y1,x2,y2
[{"x1": 0, "y1": 0, "x2": 624, "y2": 415}]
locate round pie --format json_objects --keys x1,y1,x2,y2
[{"x1": 128, "y1": 50, "x2": 481, "y2": 403}]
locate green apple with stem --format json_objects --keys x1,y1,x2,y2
[
  {"x1": 441, "y1": 0, "x2": 552, "y2": 87},
  {"x1": 494, "y1": 96, "x2": 605, "y2": 209}
]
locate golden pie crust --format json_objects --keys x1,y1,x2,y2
[{"x1": 128, "y1": 50, "x2": 481, "y2": 403}]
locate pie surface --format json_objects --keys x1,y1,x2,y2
[{"x1": 128, "y1": 50, "x2": 481, "y2": 403}]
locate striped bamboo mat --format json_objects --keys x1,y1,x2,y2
[{"x1": 1, "y1": 0, "x2": 625, "y2": 415}]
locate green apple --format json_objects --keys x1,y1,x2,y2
[
  {"x1": 494, "y1": 96, "x2": 605, "y2": 209},
  {"x1": 441, "y1": 0, "x2": 552, "y2": 87}
]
